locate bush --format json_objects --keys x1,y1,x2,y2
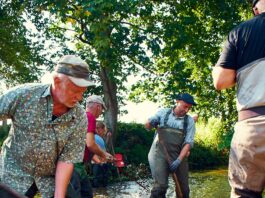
[
  {"x1": 114, "y1": 122, "x2": 154, "y2": 165},
  {"x1": 195, "y1": 117, "x2": 224, "y2": 148},
  {"x1": 189, "y1": 143, "x2": 228, "y2": 170},
  {"x1": 189, "y1": 117, "x2": 230, "y2": 169},
  {"x1": 0, "y1": 119, "x2": 232, "y2": 170},
  {"x1": 114, "y1": 119, "x2": 231, "y2": 170}
]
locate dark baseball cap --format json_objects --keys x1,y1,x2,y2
[
  {"x1": 252, "y1": 0, "x2": 259, "y2": 7},
  {"x1": 176, "y1": 93, "x2": 197, "y2": 106}
]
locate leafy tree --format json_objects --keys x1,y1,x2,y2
[
  {"x1": 1, "y1": 0, "x2": 254, "y2": 141},
  {"x1": 130, "y1": 0, "x2": 252, "y2": 131},
  {"x1": 0, "y1": 1, "x2": 49, "y2": 86},
  {"x1": 16, "y1": 0, "x2": 163, "y2": 139}
]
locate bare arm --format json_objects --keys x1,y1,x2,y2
[
  {"x1": 169, "y1": 144, "x2": 191, "y2": 172},
  {"x1": 178, "y1": 144, "x2": 191, "y2": 161},
  {"x1": 212, "y1": 67, "x2": 236, "y2": 90},
  {"x1": 54, "y1": 161, "x2": 73, "y2": 198}
]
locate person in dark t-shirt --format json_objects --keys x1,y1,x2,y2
[{"x1": 212, "y1": 1, "x2": 265, "y2": 197}]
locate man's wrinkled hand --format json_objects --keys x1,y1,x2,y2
[{"x1": 169, "y1": 158, "x2": 181, "y2": 172}]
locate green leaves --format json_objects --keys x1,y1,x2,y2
[
  {"x1": 0, "y1": 1, "x2": 46, "y2": 85},
  {"x1": 1, "y1": 0, "x2": 251, "y2": 137}
]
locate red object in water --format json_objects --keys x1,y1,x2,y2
[{"x1": 114, "y1": 153, "x2": 125, "y2": 168}]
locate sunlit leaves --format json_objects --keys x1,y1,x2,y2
[
  {"x1": 1, "y1": 0, "x2": 252, "y2": 133},
  {"x1": 129, "y1": 0, "x2": 250, "y2": 131},
  {"x1": 0, "y1": 1, "x2": 46, "y2": 85}
]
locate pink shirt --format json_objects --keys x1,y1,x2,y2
[{"x1": 83, "y1": 111, "x2": 96, "y2": 162}]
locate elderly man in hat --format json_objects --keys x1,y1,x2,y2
[
  {"x1": 0, "y1": 55, "x2": 94, "y2": 198},
  {"x1": 67, "y1": 95, "x2": 113, "y2": 198},
  {"x1": 146, "y1": 93, "x2": 196, "y2": 198},
  {"x1": 212, "y1": 0, "x2": 265, "y2": 197}
]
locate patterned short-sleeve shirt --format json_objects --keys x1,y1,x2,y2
[{"x1": 0, "y1": 83, "x2": 87, "y2": 198}]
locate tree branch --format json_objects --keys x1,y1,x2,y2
[
  {"x1": 78, "y1": 33, "x2": 91, "y2": 45},
  {"x1": 111, "y1": 20, "x2": 146, "y2": 32},
  {"x1": 49, "y1": 26, "x2": 78, "y2": 33}
]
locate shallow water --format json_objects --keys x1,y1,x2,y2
[{"x1": 94, "y1": 168, "x2": 230, "y2": 198}]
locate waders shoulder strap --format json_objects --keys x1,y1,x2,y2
[
  {"x1": 183, "y1": 115, "x2": 188, "y2": 135},
  {"x1": 163, "y1": 109, "x2": 172, "y2": 127},
  {"x1": 164, "y1": 109, "x2": 189, "y2": 135}
]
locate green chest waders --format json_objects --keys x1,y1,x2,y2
[
  {"x1": 157, "y1": 127, "x2": 185, "y2": 163},
  {"x1": 149, "y1": 110, "x2": 189, "y2": 198}
]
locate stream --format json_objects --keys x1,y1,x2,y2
[{"x1": 94, "y1": 168, "x2": 230, "y2": 198}]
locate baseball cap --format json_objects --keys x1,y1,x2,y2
[
  {"x1": 55, "y1": 55, "x2": 95, "y2": 87},
  {"x1": 176, "y1": 93, "x2": 197, "y2": 106},
  {"x1": 86, "y1": 95, "x2": 107, "y2": 110},
  {"x1": 252, "y1": 0, "x2": 259, "y2": 7}
]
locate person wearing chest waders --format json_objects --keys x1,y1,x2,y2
[
  {"x1": 145, "y1": 93, "x2": 196, "y2": 198},
  {"x1": 212, "y1": 1, "x2": 265, "y2": 197}
]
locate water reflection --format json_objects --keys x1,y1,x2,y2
[
  {"x1": 94, "y1": 169, "x2": 230, "y2": 198},
  {"x1": 189, "y1": 169, "x2": 230, "y2": 198}
]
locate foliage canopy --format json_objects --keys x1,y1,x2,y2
[{"x1": 0, "y1": 0, "x2": 253, "y2": 135}]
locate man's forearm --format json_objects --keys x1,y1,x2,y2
[
  {"x1": 87, "y1": 141, "x2": 105, "y2": 157},
  {"x1": 86, "y1": 133, "x2": 106, "y2": 158},
  {"x1": 178, "y1": 144, "x2": 191, "y2": 161},
  {"x1": 212, "y1": 66, "x2": 236, "y2": 90},
  {"x1": 169, "y1": 144, "x2": 191, "y2": 172},
  {"x1": 54, "y1": 161, "x2": 73, "y2": 198}
]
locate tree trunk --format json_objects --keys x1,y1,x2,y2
[{"x1": 99, "y1": 66, "x2": 118, "y2": 144}]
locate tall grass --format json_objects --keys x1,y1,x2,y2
[
  {"x1": 189, "y1": 117, "x2": 230, "y2": 169},
  {"x1": 195, "y1": 117, "x2": 224, "y2": 148}
]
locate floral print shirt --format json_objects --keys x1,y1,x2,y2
[{"x1": 0, "y1": 83, "x2": 87, "y2": 198}]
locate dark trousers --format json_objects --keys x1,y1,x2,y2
[
  {"x1": 0, "y1": 183, "x2": 27, "y2": 198},
  {"x1": 25, "y1": 182, "x2": 38, "y2": 198},
  {"x1": 67, "y1": 169, "x2": 93, "y2": 198},
  {"x1": 91, "y1": 163, "x2": 109, "y2": 188},
  {"x1": 24, "y1": 182, "x2": 72, "y2": 198}
]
